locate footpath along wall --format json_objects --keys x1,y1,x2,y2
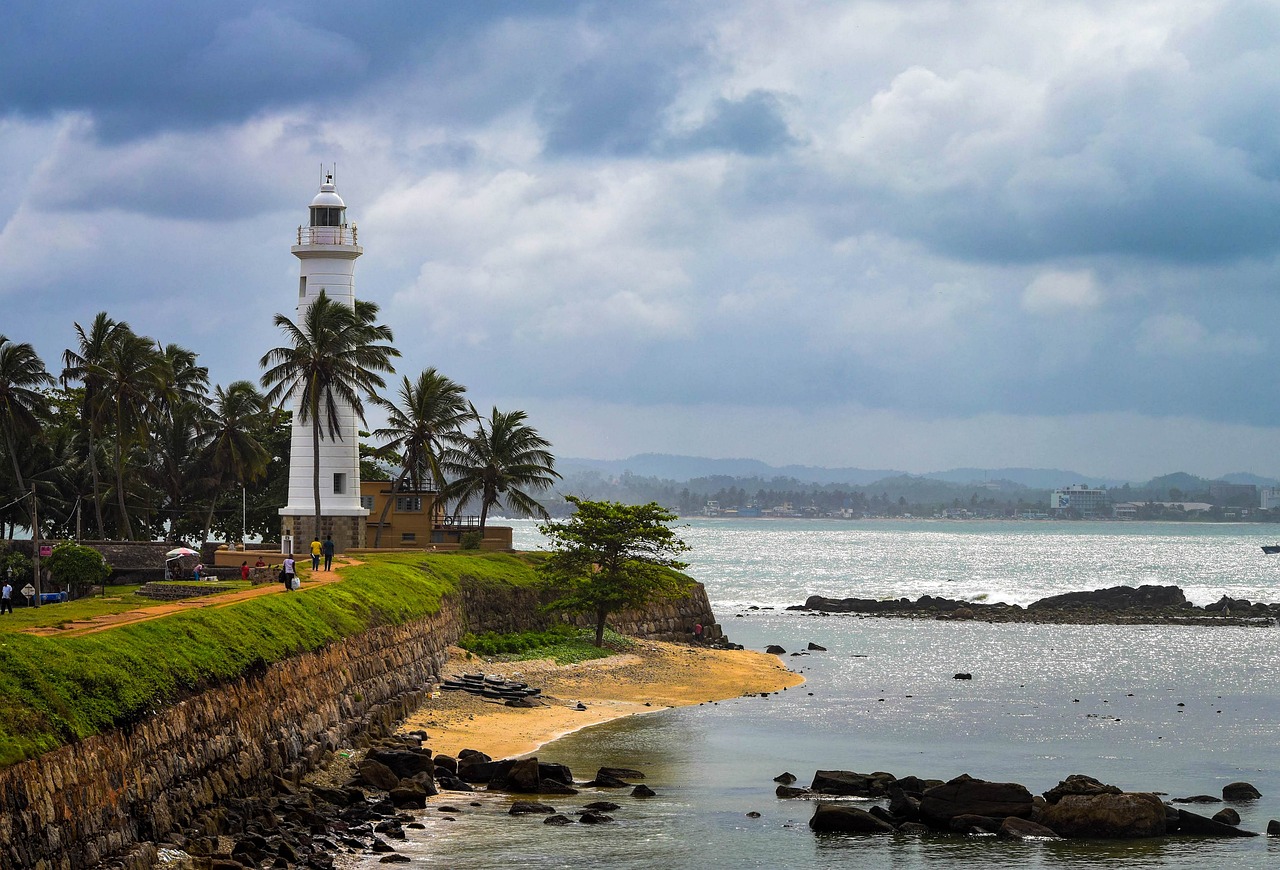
[{"x1": 0, "y1": 581, "x2": 717, "y2": 870}]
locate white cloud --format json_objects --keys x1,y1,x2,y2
[
  {"x1": 1135, "y1": 313, "x2": 1263, "y2": 356},
  {"x1": 1022, "y1": 269, "x2": 1101, "y2": 314}
]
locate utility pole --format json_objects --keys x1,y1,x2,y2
[{"x1": 31, "y1": 485, "x2": 41, "y2": 608}]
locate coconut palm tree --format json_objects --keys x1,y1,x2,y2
[
  {"x1": 370, "y1": 368, "x2": 474, "y2": 546},
  {"x1": 0, "y1": 335, "x2": 55, "y2": 524},
  {"x1": 259, "y1": 291, "x2": 399, "y2": 537},
  {"x1": 441, "y1": 406, "x2": 560, "y2": 534},
  {"x1": 61, "y1": 312, "x2": 129, "y2": 537},
  {"x1": 199, "y1": 381, "x2": 271, "y2": 545},
  {"x1": 97, "y1": 329, "x2": 167, "y2": 540}
]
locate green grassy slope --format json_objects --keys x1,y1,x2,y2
[{"x1": 0, "y1": 551, "x2": 544, "y2": 768}]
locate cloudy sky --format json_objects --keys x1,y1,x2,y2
[{"x1": 3, "y1": 0, "x2": 1279, "y2": 480}]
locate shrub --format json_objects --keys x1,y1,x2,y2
[
  {"x1": 43, "y1": 542, "x2": 111, "y2": 594},
  {"x1": 460, "y1": 530, "x2": 483, "y2": 550}
]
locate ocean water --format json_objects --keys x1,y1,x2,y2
[{"x1": 359, "y1": 520, "x2": 1280, "y2": 868}]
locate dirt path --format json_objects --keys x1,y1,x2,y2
[{"x1": 24, "y1": 558, "x2": 360, "y2": 638}]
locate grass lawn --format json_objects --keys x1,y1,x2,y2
[
  {"x1": 0, "y1": 551, "x2": 547, "y2": 767},
  {"x1": 0, "y1": 582, "x2": 256, "y2": 633}
]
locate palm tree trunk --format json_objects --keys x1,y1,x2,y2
[
  {"x1": 113, "y1": 400, "x2": 134, "y2": 540},
  {"x1": 3, "y1": 428, "x2": 34, "y2": 531},
  {"x1": 312, "y1": 400, "x2": 322, "y2": 545},
  {"x1": 87, "y1": 428, "x2": 105, "y2": 538},
  {"x1": 373, "y1": 468, "x2": 408, "y2": 547}
]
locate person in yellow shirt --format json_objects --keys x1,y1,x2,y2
[{"x1": 310, "y1": 536, "x2": 322, "y2": 571}]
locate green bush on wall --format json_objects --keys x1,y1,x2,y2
[{"x1": 460, "y1": 531, "x2": 483, "y2": 550}]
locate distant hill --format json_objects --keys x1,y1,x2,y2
[
  {"x1": 556, "y1": 454, "x2": 903, "y2": 486},
  {"x1": 921, "y1": 467, "x2": 1125, "y2": 489},
  {"x1": 1219, "y1": 472, "x2": 1280, "y2": 487}
]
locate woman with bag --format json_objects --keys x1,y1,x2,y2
[{"x1": 282, "y1": 555, "x2": 296, "y2": 592}]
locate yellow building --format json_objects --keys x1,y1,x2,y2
[{"x1": 358, "y1": 481, "x2": 513, "y2": 551}]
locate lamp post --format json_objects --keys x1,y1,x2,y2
[{"x1": 242, "y1": 484, "x2": 247, "y2": 549}]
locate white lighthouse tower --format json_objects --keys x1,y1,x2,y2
[{"x1": 278, "y1": 173, "x2": 369, "y2": 552}]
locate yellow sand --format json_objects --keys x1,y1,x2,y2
[{"x1": 402, "y1": 640, "x2": 804, "y2": 759}]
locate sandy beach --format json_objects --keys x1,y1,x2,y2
[{"x1": 400, "y1": 640, "x2": 805, "y2": 760}]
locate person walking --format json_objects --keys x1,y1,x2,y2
[
  {"x1": 240, "y1": 561, "x2": 251, "y2": 581},
  {"x1": 310, "y1": 536, "x2": 322, "y2": 571},
  {"x1": 282, "y1": 555, "x2": 296, "y2": 592},
  {"x1": 1, "y1": 580, "x2": 12, "y2": 615},
  {"x1": 322, "y1": 535, "x2": 335, "y2": 571}
]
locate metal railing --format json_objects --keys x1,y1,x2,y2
[
  {"x1": 296, "y1": 225, "x2": 359, "y2": 246},
  {"x1": 436, "y1": 515, "x2": 482, "y2": 529}
]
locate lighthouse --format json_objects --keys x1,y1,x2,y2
[{"x1": 277, "y1": 174, "x2": 369, "y2": 552}]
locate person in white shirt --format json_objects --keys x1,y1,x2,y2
[{"x1": 282, "y1": 556, "x2": 296, "y2": 592}]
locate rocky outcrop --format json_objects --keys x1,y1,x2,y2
[
  {"x1": 796, "y1": 584, "x2": 1279, "y2": 625},
  {"x1": 1039, "y1": 793, "x2": 1167, "y2": 838},
  {"x1": 919, "y1": 775, "x2": 1034, "y2": 826}
]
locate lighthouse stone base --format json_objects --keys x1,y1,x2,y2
[{"x1": 279, "y1": 513, "x2": 366, "y2": 555}]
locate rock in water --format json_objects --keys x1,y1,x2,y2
[
  {"x1": 919, "y1": 775, "x2": 1033, "y2": 825},
  {"x1": 774, "y1": 772, "x2": 798, "y2": 784},
  {"x1": 766, "y1": 645, "x2": 787, "y2": 654},
  {"x1": 1039, "y1": 793, "x2": 1167, "y2": 838},
  {"x1": 357, "y1": 760, "x2": 402, "y2": 792},
  {"x1": 1043, "y1": 774, "x2": 1122, "y2": 804},
  {"x1": 999, "y1": 817, "x2": 1061, "y2": 839},
  {"x1": 1223, "y1": 782, "x2": 1262, "y2": 801},
  {"x1": 809, "y1": 804, "x2": 895, "y2": 834}
]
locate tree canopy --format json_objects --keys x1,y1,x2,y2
[{"x1": 540, "y1": 496, "x2": 691, "y2": 646}]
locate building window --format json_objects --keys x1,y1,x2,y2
[
  {"x1": 359, "y1": 495, "x2": 374, "y2": 510},
  {"x1": 299, "y1": 276, "x2": 306, "y2": 297},
  {"x1": 401, "y1": 532, "x2": 416, "y2": 543},
  {"x1": 395, "y1": 496, "x2": 422, "y2": 512},
  {"x1": 333, "y1": 473, "x2": 347, "y2": 495}
]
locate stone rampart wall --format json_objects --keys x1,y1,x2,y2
[{"x1": 0, "y1": 580, "x2": 717, "y2": 870}]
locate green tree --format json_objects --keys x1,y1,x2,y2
[
  {"x1": 540, "y1": 496, "x2": 692, "y2": 647},
  {"x1": 442, "y1": 406, "x2": 559, "y2": 533},
  {"x1": 62, "y1": 313, "x2": 131, "y2": 538},
  {"x1": 260, "y1": 291, "x2": 399, "y2": 537},
  {"x1": 371, "y1": 368, "x2": 473, "y2": 546},
  {"x1": 44, "y1": 540, "x2": 111, "y2": 595},
  {"x1": 199, "y1": 381, "x2": 271, "y2": 545},
  {"x1": 0, "y1": 336, "x2": 55, "y2": 520},
  {"x1": 98, "y1": 327, "x2": 167, "y2": 539}
]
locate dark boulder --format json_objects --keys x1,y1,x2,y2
[
  {"x1": 537, "y1": 782, "x2": 580, "y2": 796},
  {"x1": 509, "y1": 801, "x2": 556, "y2": 815},
  {"x1": 1175, "y1": 808, "x2": 1258, "y2": 837},
  {"x1": 433, "y1": 755, "x2": 458, "y2": 775},
  {"x1": 598, "y1": 766, "x2": 644, "y2": 780},
  {"x1": 774, "y1": 772, "x2": 797, "y2": 784},
  {"x1": 388, "y1": 783, "x2": 430, "y2": 810},
  {"x1": 458, "y1": 759, "x2": 514, "y2": 784},
  {"x1": 811, "y1": 770, "x2": 896, "y2": 797},
  {"x1": 631, "y1": 784, "x2": 656, "y2": 797},
  {"x1": 540, "y1": 762, "x2": 575, "y2": 785},
  {"x1": 809, "y1": 804, "x2": 896, "y2": 834},
  {"x1": 766, "y1": 645, "x2": 787, "y2": 654},
  {"x1": 999, "y1": 817, "x2": 1061, "y2": 840},
  {"x1": 1043, "y1": 774, "x2": 1122, "y2": 804},
  {"x1": 895, "y1": 776, "x2": 941, "y2": 795},
  {"x1": 357, "y1": 760, "x2": 402, "y2": 792},
  {"x1": 920, "y1": 775, "x2": 1033, "y2": 826},
  {"x1": 544, "y1": 814, "x2": 574, "y2": 826},
  {"x1": 1223, "y1": 782, "x2": 1262, "y2": 801},
  {"x1": 434, "y1": 775, "x2": 474, "y2": 792},
  {"x1": 953, "y1": 673, "x2": 972, "y2": 680},
  {"x1": 492, "y1": 758, "x2": 541, "y2": 793},
  {"x1": 1213, "y1": 808, "x2": 1241, "y2": 826},
  {"x1": 1029, "y1": 584, "x2": 1186, "y2": 610},
  {"x1": 1172, "y1": 795, "x2": 1219, "y2": 804},
  {"x1": 589, "y1": 773, "x2": 631, "y2": 788},
  {"x1": 584, "y1": 801, "x2": 621, "y2": 811},
  {"x1": 579, "y1": 811, "x2": 614, "y2": 824},
  {"x1": 950, "y1": 814, "x2": 1000, "y2": 834},
  {"x1": 1268, "y1": 819, "x2": 1280, "y2": 836},
  {"x1": 366, "y1": 748, "x2": 433, "y2": 779},
  {"x1": 1039, "y1": 792, "x2": 1166, "y2": 838},
  {"x1": 888, "y1": 787, "x2": 921, "y2": 821},
  {"x1": 807, "y1": 642, "x2": 827, "y2": 651},
  {"x1": 776, "y1": 786, "x2": 810, "y2": 799}
]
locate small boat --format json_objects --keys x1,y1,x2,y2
[{"x1": 1262, "y1": 545, "x2": 1280, "y2": 554}]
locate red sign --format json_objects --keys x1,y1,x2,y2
[{"x1": 39, "y1": 545, "x2": 52, "y2": 557}]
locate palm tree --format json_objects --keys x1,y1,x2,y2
[
  {"x1": 370, "y1": 369, "x2": 474, "y2": 546},
  {"x1": 98, "y1": 329, "x2": 167, "y2": 540},
  {"x1": 200, "y1": 381, "x2": 271, "y2": 545},
  {"x1": 62, "y1": 312, "x2": 129, "y2": 537},
  {"x1": 0, "y1": 336, "x2": 55, "y2": 524},
  {"x1": 260, "y1": 291, "x2": 399, "y2": 537},
  {"x1": 441, "y1": 406, "x2": 560, "y2": 533}
]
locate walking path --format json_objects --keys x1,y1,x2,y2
[{"x1": 24, "y1": 558, "x2": 358, "y2": 638}]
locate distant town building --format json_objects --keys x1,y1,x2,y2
[
  {"x1": 1209, "y1": 482, "x2": 1257, "y2": 505},
  {"x1": 1050, "y1": 484, "x2": 1110, "y2": 516},
  {"x1": 1262, "y1": 488, "x2": 1280, "y2": 510}
]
